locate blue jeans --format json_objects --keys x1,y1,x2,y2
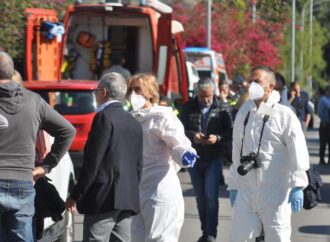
[
  {"x1": 0, "y1": 179, "x2": 35, "y2": 242},
  {"x1": 188, "y1": 158, "x2": 222, "y2": 238}
]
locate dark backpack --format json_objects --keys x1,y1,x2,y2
[{"x1": 303, "y1": 167, "x2": 323, "y2": 210}]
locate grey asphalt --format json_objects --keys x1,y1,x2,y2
[{"x1": 73, "y1": 117, "x2": 330, "y2": 242}]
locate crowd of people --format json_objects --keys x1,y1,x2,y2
[{"x1": 0, "y1": 50, "x2": 329, "y2": 242}]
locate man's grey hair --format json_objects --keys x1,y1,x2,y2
[
  {"x1": 251, "y1": 65, "x2": 276, "y2": 85},
  {"x1": 99, "y1": 72, "x2": 127, "y2": 101},
  {"x1": 196, "y1": 78, "x2": 214, "y2": 92},
  {"x1": 0, "y1": 52, "x2": 15, "y2": 80},
  {"x1": 219, "y1": 82, "x2": 230, "y2": 89}
]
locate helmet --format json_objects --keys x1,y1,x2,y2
[{"x1": 76, "y1": 31, "x2": 95, "y2": 48}]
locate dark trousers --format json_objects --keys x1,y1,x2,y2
[
  {"x1": 188, "y1": 158, "x2": 223, "y2": 238},
  {"x1": 83, "y1": 210, "x2": 132, "y2": 242},
  {"x1": 319, "y1": 122, "x2": 330, "y2": 162}
]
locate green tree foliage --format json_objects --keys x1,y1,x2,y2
[
  {"x1": 257, "y1": 0, "x2": 289, "y2": 22},
  {"x1": 312, "y1": 1, "x2": 330, "y2": 87},
  {"x1": 280, "y1": 14, "x2": 327, "y2": 89},
  {"x1": 0, "y1": 0, "x2": 73, "y2": 59},
  {"x1": 256, "y1": 0, "x2": 328, "y2": 88}
]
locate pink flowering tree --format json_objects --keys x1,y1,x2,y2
[{"x1": 173, "y1": 1, "x2": 287, "y2": 79}]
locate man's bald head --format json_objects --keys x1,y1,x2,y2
[{"x1": 251, "y1": 66, "x2": 276, "y2": 86}]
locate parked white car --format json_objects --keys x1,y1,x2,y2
[{"x1": 186, "y1": 61, "x2": 200, "y2": 98}]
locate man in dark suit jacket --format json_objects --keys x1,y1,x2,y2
[{"x1": 65, "y1": 72, "x2": 143, "y2": 242}]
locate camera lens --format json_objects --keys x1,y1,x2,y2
[{"x1": 237, "y1": 161, "x2": 255, "y2": 176}]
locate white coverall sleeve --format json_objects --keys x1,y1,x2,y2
[
  {"x1": 284, "y1": 111, "x2": 310, "y2": 188},
  {"x1": 151, "y1": 112, "x2": 196, "y2": 168},
  {"x1": 227, "y1": 111, "x2": 243, "y2": 190}
]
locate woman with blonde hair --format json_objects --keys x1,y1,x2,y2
[
  {"x1": 127, "y1": 73, "x2": 198, "y2": 242},
  {"x1": 11, "y1": 70, "x2": 23, "y2": 85}
]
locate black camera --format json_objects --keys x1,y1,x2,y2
[{"x1": 237, "y1": 152, "x2": 259, "y2": 176}]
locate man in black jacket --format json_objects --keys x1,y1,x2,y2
[
  {"x1": 65, "y1": 73, "x2": 143, "y2": 242},
  {"x1": 180, "y1": 78, "x2": 232, "y2": 242}
]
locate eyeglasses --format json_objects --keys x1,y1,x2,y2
[{"x1": 93, "y1": 88, "x2": 103, "y2": 94}]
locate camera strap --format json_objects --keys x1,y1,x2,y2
[
  {"x1": 240, "y1": 111, "x2": 250, "y2": 157},
  {"x1": 240, "y1": 111, "x2": 270, "y2": 158}
]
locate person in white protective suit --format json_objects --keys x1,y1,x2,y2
[
  {"x1": 127, "y1": 73, "x2": 198, "y2": 242},
  {"x1": 227, "y1": 66, "x2": 310, "y2": 242}
]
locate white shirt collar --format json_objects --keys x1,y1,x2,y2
[{"x1": 96, "y1": 100, "x2": 120, "y2": 113}]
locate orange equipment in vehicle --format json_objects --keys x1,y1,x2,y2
[
  {"x1": 76, "y1": 31, "x2": 95, "y2": 48},
  {"x1": 25, "y1": 9, "x2": 61, "y2": 81}
]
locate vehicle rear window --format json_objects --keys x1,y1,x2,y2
[
  {"x1": 197, "y1": 70, "x2": 212, "y2": 79},
  {"x1": 37, "y1": 91, "x2": 96, "y2": 115}
]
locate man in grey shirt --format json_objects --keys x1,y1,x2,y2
[
  {"x1": 0, "y1": 52, "x2": 75, "y2": 241},
  {"x1": 102, "y1": 52, "x2": 131, "y2": 81}
]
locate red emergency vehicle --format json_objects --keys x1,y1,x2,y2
[
  {"x1": 24, "y1": 0, "x2": 188, "y2": 101},
  {"x1": 24, "y1": 0, "x2": 188, "y2": 151}
]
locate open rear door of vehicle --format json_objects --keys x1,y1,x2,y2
[
  {"x1": 25, "y1": 8, "x2": 62, "y2": 81},
  {"x1": 155, "y1": 13, "x2": 172, "y2": 97},
  {"x1": 170, "y1": 20, "x2": 188, "y2": 103}
]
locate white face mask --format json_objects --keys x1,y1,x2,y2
[
  {"x1": 249, "y1": 82, "x2": 265, "y2": 101},
  {"x1": 130, "y1": 91, "x2": 146, "y2": 111}
]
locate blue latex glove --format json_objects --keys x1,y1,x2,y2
[
  {"x1": 182, "y1": 152, "x2": 198, "y2": 167},
  {"x1": 288, "y1": 187, "x2": 304, "y2": 212},
  {"x1": 229, "y1": 190, "x2": 238, "y2": 207}
]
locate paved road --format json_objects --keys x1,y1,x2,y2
[{"x1": 73, "y1": 118, "x2": 330, "y2": 242}]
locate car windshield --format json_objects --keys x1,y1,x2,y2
[{"x1": 36, "y1": 90, "x2": 96, "y2": 115}]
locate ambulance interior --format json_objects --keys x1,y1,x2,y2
[{"x1": 62, "y1": 13, "x2": 153, "y2": 80}]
